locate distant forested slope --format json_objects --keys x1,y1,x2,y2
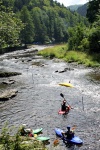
[
  {"x1": 0, "y1": 0, "x2": 88, "y2": 51},
  {"x1": 67, "y1": 4, "x2": 82, "y2": 11},
  {"x1": 13, "y1": 0, "x2": 88, "y2": 44},
  {"x1": 77, "y1": 3, "x2": 88, "y2": 16}
]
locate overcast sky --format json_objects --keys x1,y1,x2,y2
[{"x1": 54, "y1": 0, "x2": 89, "y2": 7}]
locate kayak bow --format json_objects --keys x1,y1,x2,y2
[{"x1": 36, "y1": 136, "x2": 50, "y2": 141}]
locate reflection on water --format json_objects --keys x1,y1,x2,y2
[{"x1": 0, "y1": 46, "x2": 100, "y2": 150}]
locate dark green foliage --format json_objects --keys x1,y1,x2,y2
[
  {"x1": 86, "y1": 0, "x2": 100, "y2": 23},
  {"x1": 1, "y1": 123, "x2": 11, "y2": 150},
  {"x1": 13, "y1": 0, "x2": 88, "y2": 44},
  {"x1": 31, "y1": 7, "x2": 49, "y2": 44},
  {"x1": 68, "y1": 24, "x2": 89, "y2": 51},
  {"x1": 12, "y1": 133, "x2": 21, "y2": 150},
  {"x1": 2, "y1": 0, "x2": 100, "y2": 55},
  {"x1": 86, "y1": 0, "x2": 100, "y2": 53},
  {"x1": 88, "y1": 14, "x2": 100, "y2": 53},
  {"x1": 0, "y1": 0, "x2": 88, "y2": 50},
  {"x1": 20, "y1": 6, "x2": 34, "y2": 44},
  {"x1": 67, "y1": 0, "x2": 100, "y2": 54},
  {"x1": 89, "y1": 29, "x2": 100, "y2": 53},
  {"x1": 1, "y1": 0, "x2": 14, "y2": 8},
  {"x1": 14, "y1": 0, "x2": 30, "y2": 11},
  {"x1": 0, "y1": 0, "x2": 24, "y2": 50}
]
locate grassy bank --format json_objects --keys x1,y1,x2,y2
[{"x1": 38, "y1": 44, "x2": 100, "y2": 67}]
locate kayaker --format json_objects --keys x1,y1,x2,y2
[
  {"x1": 20, "y1": 125, "x2": 27, "y2": 136},
  {"x1": 62, "y1": 126, "x2": 74, "y2": 140},
  {"x1": 61, "y1": 100, "x2": 69, "y2": 111}
]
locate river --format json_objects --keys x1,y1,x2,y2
[{"x1": 0, "y1": 45, "x2": 100, "y2": 150}]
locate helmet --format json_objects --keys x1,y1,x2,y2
[
  {"x1": 63, "y1": 100, "x2": 66, "y2": 103},
  {"x1": 67, "y1": 126, "x2": 70, "y2": 130}
]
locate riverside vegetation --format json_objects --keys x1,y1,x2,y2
[
  {"x1": 38, "y1": 44, "x2": 100, "y2": 67},
  {"x1": 0, "y1": 123, "x2": 48, "y2": 150}
]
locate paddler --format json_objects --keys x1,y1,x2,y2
[
  {"x1": 61, "y1": 100, "x2": 69, "y2": 112},
  {"x1": 62, "y1": 126, "x2": 74, "y2": 140}
]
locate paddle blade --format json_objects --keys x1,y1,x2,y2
[
  {"x1": 53, "y1": 139, "x2": 59, "y2": 147},
  {"x1": 71, "y1": 125, "x2": 77, "y2": 131},
  {"x1": 60, "y1": 93, "x2": 64, "y2": 98}
]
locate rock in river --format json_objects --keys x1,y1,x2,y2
[{"x1": 0, "y1": 89, "x2": 18, "y2": 101}]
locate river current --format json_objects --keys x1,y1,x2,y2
[{"x1": 0, "y1": 45, "x2": 100, "y2": 150}]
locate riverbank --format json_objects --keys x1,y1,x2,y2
[{"x1": 38, "y1": 44, "x2": 100, "y2": 67}]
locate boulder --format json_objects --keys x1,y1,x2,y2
[
  {"x1": 0, "y1": 71, "x2": 21, "y2": 77},
  {"x1": 0, "y1": 89, "x2": 18, "y2": 100}
]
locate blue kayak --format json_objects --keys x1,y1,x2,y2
[{"x1": 55, "y1": 128, "x2": 83, "y2": 145}]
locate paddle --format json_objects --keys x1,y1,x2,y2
[
  {"x1": 53, "y1": 139, "x2": 59, "y2": 146},
  {"x1": 71, "y1": 125, "x2": 77, "y2": 131},
  {"x1": 60, "y1": 93, "x2": 72, "y2": 108}
]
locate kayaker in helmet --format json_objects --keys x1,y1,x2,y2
[
  {"x1": 62, "y1": 126, "x2": 74, "y2": 140},
  {"x1": 61, "y1": 100, "x2": 69, "y2": 112}
]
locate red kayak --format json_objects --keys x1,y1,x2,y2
[{"x1": 58, "y1": 105, "x2": 71, "y2": 114}]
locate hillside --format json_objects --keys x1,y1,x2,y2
[
  {"x1": 67, "y1": 4, "x2": 82, "y2": 11},
  {"x1": 77, "y1": 3, "x2": 88, "y2": 16},
  {"x1": 1, "y1": 0, "x2": 89, "y2": 51},
  {"x1": 67, "y1": 3, "x2": 88, "y2": 17},
  {"x1": 13, "y1": 0, "x2": 88, "y2": 44}
]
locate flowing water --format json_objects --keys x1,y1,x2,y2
[{"x1": 0, "y1": 45, "x2": 100, "y2": 150}]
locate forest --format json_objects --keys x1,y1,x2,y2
[{"x1": 0, "y1": 0, "x2": 100, "y2": 54}]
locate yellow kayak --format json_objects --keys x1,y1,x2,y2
[{"x1": 59, "y1": 83, "x2": 74, "y2": 88}]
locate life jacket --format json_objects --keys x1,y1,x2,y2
[{"x1": 61, "y1": 103, "x2": 66, "y2": 111}]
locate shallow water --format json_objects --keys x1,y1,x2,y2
[{"x1": 0, "y1": 45, "x2": 100, "y2": 150}]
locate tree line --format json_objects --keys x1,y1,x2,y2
[
  {"x1": 0, "y1": 0, "x2": 100, "y2": 54},
  {"x1": 68, "y1": 0, "x2": 100, "y2": 53}
]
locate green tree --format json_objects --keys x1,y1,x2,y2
[
  {"x1": 46, "y1": 8, "x2": 56, "y2": 41},
  {"x1": 88, "y1": 13, "x2": 100, "y2": 53},
  {"x1": 31, "y1": 7, "x2": 49, "y2": 43},
  {"x1": 68, "y1": 24, "x2": 89, "y2": 51},
  {"x1": 86, "y1": 0, "x2": 100, "y2": 53},
  {"x1": 20, "y1": 6, "x2": 35, "y2": 44},
  {"x1": 10, "y1": 0, "x2": 89, "y2": 45},
  {"x1": 14, "y1": 0, "x2": 30, "y2": 11},
  {"x1": 54, "y1": 17, "x2": 68, "y2": 42},
  {"x1": 86, "y1": 0, "x2": 100, "y2": 23},
  {"x1": 0, "y1": 0, "x2": 24, "y2": 50},
  {"x1": 1, "y1": 0, "x2": 14, "y2": 8}
]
